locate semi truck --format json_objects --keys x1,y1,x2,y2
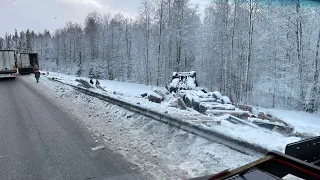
[
  {"x1": 17, "y1": 53, "x2": 39, "y2": 75},
  {"x1": 0, "y1": 50, "x2": 17, "y2": 79}
]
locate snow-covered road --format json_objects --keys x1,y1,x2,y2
[{"x1": 22, "y1": 74, "x2": 260, "y2": 179}]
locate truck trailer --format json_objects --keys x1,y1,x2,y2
[
  {"x1": 0, "y1": 50, "x2": 17, "y2": 79},
  {"x1": 17, "y1": 53, "x2": 39, "y2": 75}
]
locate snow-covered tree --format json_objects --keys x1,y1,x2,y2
[{"x1": 3, "y1": 0, "x2": 320, "y2": 112}]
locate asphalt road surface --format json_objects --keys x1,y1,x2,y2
[{"x1": 0, "y1": 78, "x2": 143, "y2": 180}]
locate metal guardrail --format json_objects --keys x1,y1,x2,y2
[{"x1": 49, "y1": 78, "x2": 268, "y2": 156}]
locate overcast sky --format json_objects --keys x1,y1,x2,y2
[{"x1": 0, "y1": 0, "x2": 207, "y2": 37}]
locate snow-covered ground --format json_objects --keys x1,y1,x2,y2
[
  {"x1": 258, "y1": 108, "x2": 320, "y2": 136},
  {"x1": 46, "y1": 72, "x2": 159, "y2": 97},
  {"x1": 43, "y1": 72, "x2": 312, "y2": 153},
  {"x1": 20, "y1": 75, "x2": 259, "y2": 179}
]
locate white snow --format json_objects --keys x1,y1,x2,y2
[
  {"x1": 257, "y1": 108, "x2": 320, "y2": 136},
  {"x1": 200, "y1": 102, "x2": 235, "y2": 110},
  {"x1": 19, "y1": 75, "x2": 258, "y2": 179},
  {"x1": 43, "y1": 71, "x2": 314, "y2": 153},
  {"x1": 212, "y1": 91, "x2": 222, "y2": 99},
  {"x1": 221, "y1": 96, "x2": 231, "y2": 104},
  {"x1": 249, "y1": 118, "x2": 285, "y2": 127},
  {"x1": 186, "y1": 77, "x2": 197, "y2": 89},
  {"x1": 169, "y1": 78, "x2": 179, "y2": 88},
  {"x1": 209, "y1": 120, "x2": 301, "y2": 152},
  {"x1": 47, "y1": 72, "x2": 159, "y2": 98},
  {"x1": 91, "y1": 145, "x2": 105, "y2": 151}
]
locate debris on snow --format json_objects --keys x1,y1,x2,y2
[
  {"x1": 148, "y1": 92, "x2": 164, "y2": 103},
  {"x1": 168, "y1": 98, "x2": 179, "y2": 108},
  {"x1": 91, "y1": 145, "x2": 105, "y2": 151},
  {"x1": 43, "y1": 72, "x2": 316, "y2": 153},
  {"x1": 75, "y1": 79, "x2": 93, "y2": 89},
  {"x1": 113, "y1": 91, "x2": 124, "y2": 96},
  {"x1": 153, "y1": 88, "x2": 169, "y2": 99}
]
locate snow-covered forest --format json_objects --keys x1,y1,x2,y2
[{"x1": 1, "y1": 0, "x2": 320, "y2": 112}]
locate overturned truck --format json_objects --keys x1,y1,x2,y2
[
  {"x1": 166, "y1": 71, "x2": 234, "y2": 113},
  {"x1": 166, "y1": 71, "x2": 198, "y2": 93}
]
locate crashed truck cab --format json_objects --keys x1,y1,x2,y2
[
  {"x1": 166, "y1": 71, "x2": 198, "y2": 93},
  {"x1": 191, "y1": 136, "x2": 320, "y2": 180}
]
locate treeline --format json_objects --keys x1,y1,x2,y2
[{"x1": 1, "y1": 0, "x2": 320, "y2": 112}]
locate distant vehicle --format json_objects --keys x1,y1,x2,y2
[
  {"x1": 0, "y1": 50, "x2": 17, "y2": 79},
  {"x1": 17, "y1": 52, "x2": 39, "y2": 75}
]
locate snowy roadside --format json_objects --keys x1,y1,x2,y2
[
  {"x1": 19, "y1": 75, "x2": 259, "y2": 179},
  {"x1": 257, "y1": 107, "x2": 320, "y2": 137},
  {"x1": 44, "y1": 72, "x2": 304, "y2": 153}
]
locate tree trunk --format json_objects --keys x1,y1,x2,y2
[
  {"x1": 157, "y1": 0, "x2": 164, "y2": 86},
  {"x1": 295, "y1": 0, "x2": 304, "y2": 109},
  {"x1": 310, "y1": 28, "x2": 320, "y2": 112},
  {"x1": 245, "y1": 0, "x2": 254, "y2": 103}
]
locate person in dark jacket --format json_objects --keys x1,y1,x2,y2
[{"x1": 34, "y1": 64, "x2": 40, "y2": 83}]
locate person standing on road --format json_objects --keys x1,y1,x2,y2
[{"x1": 34, "y1": 64, "x2": 40, "y2": 83}]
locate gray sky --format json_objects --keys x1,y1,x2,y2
[{"x1": 0, "y1": 0, "x2": 207, "y2": 37}]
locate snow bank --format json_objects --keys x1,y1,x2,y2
[
  {"x1": 44, "y1": 72, "x2": 307, "y2": 154},
  {"x1": 46, "y1": 71, "x2": 160, "y2": 98},
  {"x1": 210, "y1": 120, "x2": 301, "y2": 152},
  {"x1": 258, "y1": 108, "x2": 320, "y2": 136},
  {"x1": 24, "y1": 75, "x2": 258, "y2": 179},
  {"x1": 221, "y1": 96, "x2": 231, "y2": 104},
  {"x1": 212, "y1": 91, "x2": 222, "y2": 99}
]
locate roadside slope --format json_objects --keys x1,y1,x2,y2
[{"x1": 19, "y1": 75, "x2": 260, "y2": 179}]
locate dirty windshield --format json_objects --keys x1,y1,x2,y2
[{"x1": 0, "y1": 0, "x2": 320, "y2": 180}]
